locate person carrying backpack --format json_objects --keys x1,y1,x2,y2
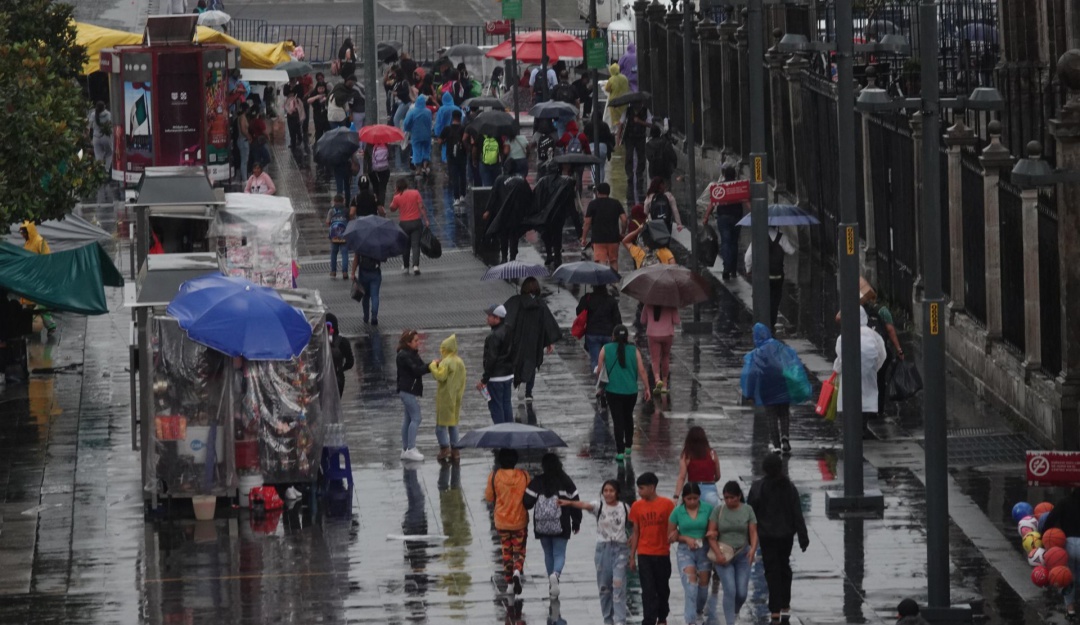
[
  {"x1": 484, "y1": 448, "x2": 531, "y2": 595},
  {"x1": 366, "y1": 142, "x2": 392, "y2": 206},
  {"x1": 480, "y1": 134, "x2": 503, "y2": 186},
  {"x1": 557, "y1": 120, "x2": 591, "y2": 155},
  {"x1": 744, "y1": 227, "x2": 795, "y2": 329},
  {"x1": 524, "y1": 453, "x2": 582, "y2": 598},
  {"x1": 644, "y1": 177, "x2": 683, "y2": 233},
  {"x1": 741, "y1": 322, "x2": 811, "y2": 455},
  {"x1": 325, "y1": 194, "x2": 350, "y2": 279},
  {"x1": 560, "y1": 480, "x2": 633, "y2": 625},
  {"x1": 622, "y1": 221, "x2": 675, "y2": 270}
]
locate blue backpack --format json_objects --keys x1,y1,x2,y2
[{"x1": 328, "y1": 207, "x2": 348, "y2": 242}]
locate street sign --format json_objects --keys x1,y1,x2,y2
[
  {"x1": 501, "y1": 0, "x2": 522, "y2": 20},
  {"x1": 1026, "y1": 451, "x2": 1080, "y2": 486},
  {"x1": 586, "y1": 37, "x2": 608, "y2": 70},
  {"x1": 485, "y1": 19, "x2": 512, "y2": 35},
  {"x1": 708, "y1": 180, "x2": 749, "y2": 205}
]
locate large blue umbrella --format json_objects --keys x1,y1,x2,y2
[
  {"x1": 458, "y1": 423, "x2": 567, "y2": 449},
  {"x1": 736, "y1": 204, "x2": 821, "y2": 227},
  {"x1": 343, "y1": 215, "x2": 409, "y2": 261},
  {"x1": 166, "y1": 273, "x2": 312, "y2": 360},
  {"x1": 552, "y1": 261, "x2": 620, "y2": 285}
]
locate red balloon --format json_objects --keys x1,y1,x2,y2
[{"x1": 1031, "y1": 566, "x2": 1050, "y2": 588}]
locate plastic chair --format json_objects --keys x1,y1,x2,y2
[{"x1": 319, "y1": 445, "x2": 354, "y2": 490}]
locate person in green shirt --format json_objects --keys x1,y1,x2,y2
[
  {"x1": 669, "y1": 483, "x2": 716, "y2": 625},
  {"x1": 706, "y1": 481, "x2": 758, "y2": 625}
]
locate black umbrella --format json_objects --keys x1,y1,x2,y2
[
  {"x1": 343, "y1": 216, "x2": 409, "y2": 261},
  {"x1": 445, "y1": 43, "x2": 484, "y2": 57},
  {"x1": 377, "y1": 41, "x2": 403, "y2": 63},
  {"x1": 468, "y1": 109, "x2": 519, "y2": 137},
  {"x1": 313, "y1": 127, "x2": 359, "y2": 165},
  {"x1": 553, "y1": 153, "x2": 602, "y2": 165},
  {"x1": 530, "y1": 101, "x2": 579, "y2": 120},
  {"x1": 608, "y1": 91, "x2": 651, "y2": 107},
  {"x1": 275, "y1": 60, "x2": 314, "y2": 78},
  {"x1": 462, "y1": 97, "x2": 507, "y2": 110},
  {"x1": 458, "y1": 423, "x2": 567, "y2": 449}
]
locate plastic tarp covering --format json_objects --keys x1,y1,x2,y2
[
  {"x1": 5, "y1": 214, "x2": 111, "y2": 252},
  {"x1": 76, "y1": 21, "x2": 295, "y2": 75},
  {"x1": 0, "y1": 242, "x2": 123, "y2": 315},
  {"x1": 740, "y1": 325, "x2": 811, "y2": 406},
  {"x1": 211, "y1": 193, "x2": 297, "y2": 288},
  {"x1": 146, "y1": 316, "x2": 237, "y2": 495}
]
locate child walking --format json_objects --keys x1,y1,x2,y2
[{"x1": 485, "y1": 448, "x2": 531, "y2": 595}]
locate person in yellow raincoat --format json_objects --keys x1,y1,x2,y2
[
  {"x1": 429, "y1": 334, "x2": 466, "y2": 462},
  {"x1": 18, "y1": 222, "x2": 57, "y2": 334},
  {"x1": 603, "y1": 63, "x2": 631, "y2": 142}
]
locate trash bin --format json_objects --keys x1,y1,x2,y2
[{"x1": 470, "y1": 186, "x2": 501, "y2": 265}]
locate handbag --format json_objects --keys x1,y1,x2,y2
[
  {"x1": 824, "y1": 385, "x2": 838, "y2": 422},
  {"x1": 888, "y1": 360, "x2": 923, "y2": 401},
  {"x1": 419, "y1": 226, "x2": 442, "y2": 259},
  {"x1": 815, "y1": 372, "x2": 837, "y2": 416},
  {"x1": 706, "y1": 505, "x2": 737, "y2": 563},
  {"x1": 571, "y1": 310, "x2": 588, "y2": 339},
  {"x1": 351, "y1": 279, "x2": 365, "y2": 302}
]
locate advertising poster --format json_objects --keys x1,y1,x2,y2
[
  {"x1": 203, "y1": 51, "x2": 230, "y2": 182},
  {"x1": 123, "y1": 81, "x2": 154, "y2": 180},
  {"x1": 156, "y1": 53, "x2": 204, "y2": 167}
]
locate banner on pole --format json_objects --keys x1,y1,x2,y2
[
  {"x1": 501, "y1": 0, "x2": 522, "y2": 20},
  {"x1": 708, "y1": 180, "x2": 749, "y2": 205},
  {"x1": 586, "y1": 37, "x2": 608, "y2": 70}
]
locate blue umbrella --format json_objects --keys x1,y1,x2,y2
[
  {"x1": 343, "y1": 215, "x2": 409, "y2": 261},
  {"x1": 458, "y1": 423, "x2": 567, "y2": 449},
  {"x1": 482, "y1": 260, "x2": 551, "y2": 281},
  {"x1": 166, "y1": 273, "x2": 312, "y2": 360},
  {"x1": 736, "y1": 204, "x2": 821, "y2": 227},
  {"x1": 552, "y1": 261, "x2": 620, "y2": 285}
]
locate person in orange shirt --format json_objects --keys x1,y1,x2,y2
[
  {"x1": 629, "y1": 471, "x2": 676, "y2": 625},
  {"x1": 485, "y1": 448, "x2": 531, "y2": 595}
]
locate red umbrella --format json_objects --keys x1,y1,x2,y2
[
  {"x1": 486, "y1": 31, "x2": 583, "y2": 63},
  {"x1": 358, "y1": 124, "x2": 405, "y2": 145}
]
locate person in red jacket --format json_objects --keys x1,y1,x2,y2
[{"x1": 556, "y1": 120, "x2": 592, "y2": 155}]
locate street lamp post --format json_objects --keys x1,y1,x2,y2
[
  {"x1": 363, "y1": 0, "x2": 378, "y2": 125},
  {"x1": 681, "y1": 1, "x2": 711, "y2": 334},
  {"x1": 746, "y1": 0, "x2": 770, "y2": 329}
]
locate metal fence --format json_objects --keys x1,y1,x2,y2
[
  {"x1": 960, "y1": 150, "x2": 986, "y2": 324},
  {"x1": 867, "y1": 112, "x2": 916, "y2": 314},
  {"x1": 996, "y1": 63, "x2": 1065, "y2": 167},
  {"x1": 998, "y1": 177, "x2": 1025, "y2": 353},
  {"x1": 1039, "y1": 192, "x2": 1061, "y2": 375},
  {"x1": 800, "y1": 75, "x2": 841, "y2": 261}
]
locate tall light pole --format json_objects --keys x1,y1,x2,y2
[
  {"x1": 681, "y1": 0, "x2": 710, "y2": 333},
  {"x1": 363, "y1": 0, "x2": 378, "y2": 125},
  {"x1": 746, "y1": 0, "x2": 770, "y2": 329}
]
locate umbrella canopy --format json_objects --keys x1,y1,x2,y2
[
  {"x1": 462, "y1": 97, "x2": 507, "y2": 111},
  {"x1": 553, "y1": 153, "x2": 602, "y2": 166},
  {"x1": 735, "y1": 204, "x2": 821, "y2": 227},
  {"x1": 482, "y1": 260, "x2": 550, "y2": 281},
  {"x1": 274, "y1": 60, "x2": 314, "y2": 78},
  {"x1": 530, "y1": 101, "x2": 579, "y2": 120},
  {"x1": 359, "y1": 124, "x2": 405, "y2": 145},
  {"x1": 552, "y1": 261, "x2": 620, "y2": 285},
  {"x1": 608, "y1": 91, "x2": 651, "y2": 107},
  {"x1": 445, "y1": 43, "x2": 484, "y2": 57},
  {"x1": 486, "y1": 31, "x2": 583, "y2": 63},
  {"x1": 197, "y1": 10, "x2": 231, "y2": 26},
  {"x1": 458, "y1": 423, "x2": 567, "y2": 449},
  {"x1": 468, "y1": 109, "x2": 519, "y2": 137},
  {"x1": 314, "y1": 126, "x2": 360, "y2": 165},
  {"x1": 343, "y1": 215, "x2": 409, "y2": 261},
  {"x1": 166, "y1": 274, "x2": 312, "y2": 360},
  {"x1": 377, "y1": 41, "x2": 403, "y2": 63},
  {"x1": 620, "y1": 264, "x2": 710, "y2": 307}
]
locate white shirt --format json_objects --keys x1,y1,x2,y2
[
  {"x1": 833, "y1": 307, "x2": 888, "y2": 413},
  {"x1": 744, "y1": 227, "x2": 796, "y2": 276},
  {"x1": 590, "y1": 500, "x2": 629, "y2": 543}
]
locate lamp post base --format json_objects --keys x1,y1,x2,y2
[
  {"x1": 824, "y1": 488, "x2": 885, "y2": 517},
  {"x1": 921, "y1": 604, "x2": 974, "y2": 624}
]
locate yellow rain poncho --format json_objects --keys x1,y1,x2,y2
[
  {"x1": 429, "y1": 334, "x2": 466, "y2": 427},
  {"x1": 21, "y1": 222, "x2": 50, "y2": 255},
  {"x1": 604, "y1": 63, "x2": 631, "y2": 126}
]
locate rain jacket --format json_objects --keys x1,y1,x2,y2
[
  {"x1": 485, "y1": 467, "x2": 531, "y2": 531},
  {"x1": 503, "y1": 293, "x2": 561, "y2": 386},
  {"x1": 525, "y1": 171, "x2": 581, "y2": 237},
  {"x1": 326, "y1": 313, "x2": 354, "y2": 393},
  {"x1": 403, "y1": 94, "x2": 433, "y2": 142},
  {"x1": 618, "y1": 43, "x2": 638, "y2": 92},
  {"x1": 556, "y1": 120, "x2": 591, "y2": 154},
  {"x1": 482, "y1": 320, "x2": 514, "y2": 383},
  {"x1": 429, "y1": 334, "x2": 466, "y2": 427},
  {"x1": 485, "y1": 172, "x2": 535, "y2": 238},
  {"x1": 833, "y1": 307, "x2": 888, "y2": 413},
  {"x1": 604, "y1": 63, "x2": 631, "y2": 125},
  {"x1": 21, "y1": 222, "x2": 49, "y2": 255},
  {"x1": 741, "y1": 323, "x2": 811, "y2": 406},
  {"x1": 433, "y1": 92, "x2": 461, "y2": 138}
]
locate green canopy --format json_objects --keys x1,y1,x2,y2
[{"x1": 0, "y1": 242, "x2": 124, "y2": 315}]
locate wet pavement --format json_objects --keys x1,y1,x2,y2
[{"x1": 0, "y1": 129, "x2": 1069, "y2": 624}]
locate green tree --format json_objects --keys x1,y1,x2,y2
[{"x1": 0, "y1": 0, "x2": 107, "y2": 226}]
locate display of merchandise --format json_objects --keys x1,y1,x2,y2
[{"x1": 211, "y1": 193, "x2": 298, "y2": 288}]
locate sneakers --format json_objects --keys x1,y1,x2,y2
[
  {"x1": 615, "y1": 453, "x2": 625, "y2": 462},
  {"x1": 512, "y1": 570, "x2": 523, "y2": 595},
  {"x1": 400, "y1": 448, "x2": 424, "y2": 462},
  {"x1": 548, "y1": 573, "x2": 560, "y2": 598},
  {"x1": 437, "y1": 446, "x2": 450, "y2": 462},
  {"x1": 283, "y1": 486, "x2": 302, "y2": 500},
  {"x1": 769, "y1": 442, "x2": 782, "y2": 455},
  {"x1": 412, "y1": 265, "x2": 420, "y2": 275},
  {"x1": 781, "y1": 436, "x2": 792, "y2": 454},
  {"x1": 624, "y1": 447, "x2": 632, "y2": 457},
  {"x1": 653, "y1": 380, "x2": 665, "y2": 394},
  {"x1": 525, "y1": 396, "x2": 533, "y2": 404},
  {"x1": 402, "y1": 266, "x2": 410, "y2": 274}
]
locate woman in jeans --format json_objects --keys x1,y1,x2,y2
[
  {"x1": 598, "y1": 325, "x2": 651, "y2": 462},
  {"x1": 389, "y1": 178, "x2": 430, "y2": 275},
  {"x1": 669, "y1": 483, "x2": 716, "y2": 625},
  {"x1": 523, "y1": 453, "x2": 582, "y2": 598},
  {"x1": 641, "y1": 304, "x2": 680, "y2": 394},
  {"x1": 395, "y1": 330, "x2": 430, "y2": 462},
  {"x1": 673, "y1": 426, "x2": 722, "y2": 508},
  {"x1": 706, "y1": 481, "x2": 759, "y2": 625},
  {"x1": 560, "y1": 480, "x2": 631, "y2": 625}
]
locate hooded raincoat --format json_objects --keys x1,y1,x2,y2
[
  {"x1": 618, "y1": 43, "x2": 638, "y2": 92},
  {"x1": 429, "y1": 334, "x2": 467, "y2": 427},
  {"x1": 21, "y1": 222, "x2": 49, "y2": 255},
  {"x1": 740, "y1": 323, "x2": 811, "y2": 406},
  {"x1": 503, "y1": 293, "x2": 561, "y2": 386},
  {"x1": 833, "y1": 307, "x2": 888, "y2": 413},
  {"x1": 403, "y1": 94, "x2": 434, "y2": 164},
  {"x1": 434, "y1": 92, "x2": 462, "y2": 160},
  {"x1": 485, "y1": 172, "x2": 535, "y2": 238},
  {"x1": 603, "y1": 63, "x2": 631, "y2": 126}
]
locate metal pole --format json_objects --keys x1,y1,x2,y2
[
  {"x1": 363, "y1": 0, "x2": 378, "y2": 124},
  {"x1": 919, "y1": 0, "x2": 949, "y2": 608},
  {"x1": 512, "y1": 21, "x2": 521, "y2": 125},
  {"x1": 835, "y1": 0, "x2": 864, "y2": 497},
  {"x1": 541, "y1": 0, "x2": 550, "y2": 101},
  {"x1": 588, "y1": 0, "x2": 599, "y2": 149},
  {"x1": 683, "y1": 0, "x2": 701, "y2": 326},
  {"x1": 747, "y1": 0, "x2": 770, "y2": 327}
]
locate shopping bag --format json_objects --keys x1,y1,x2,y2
[
  {"x1": 815, "y1": 372, "x2": 837, "y2": 416},
  {"x1": 888, "y1": 360, "x2": 923, "y2": 401},
  {"x1": 248, "y1": 486, "x2": 284, "y2": 510},
  {"x1": 571, "y1": 310, "x2": 588, "y2": 339},
  {"x1": 783, "y1": 361, "x2": 812, "y2": 404},
  {"x1": 330, "y1": 58, "x2": 341, "y2": 76},
  {"x1": 420, "y1": 226, "x2": 442, "y2": 259},
  {"x1": 350, "y1": 279, "x2": 365, "y2": 302},
  {"x1": 698, "y1": 223, "x2": 719, "y2": 268},
  {"x1": 824, "y1": 388, "x2": 838, "y2": 422}
]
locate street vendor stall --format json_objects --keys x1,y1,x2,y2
[{"x1": 211, "y1": 193, "x2": 297, "y2": 288}]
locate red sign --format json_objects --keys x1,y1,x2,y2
[
  {"x1": 485, "y1": 19, "x2": 512, "y2": 35},
  {"x1": 709, "y1": 180, "x2": 750, "y2": 206},
  {"x1": 155, "y1": 53, "x2": 204, "y2": 167},
  {"x1": 1026, "y1": 451, "x2": 1080, "y2": 486}
]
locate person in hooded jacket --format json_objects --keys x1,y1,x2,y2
[
  {"x1": 480, "y1": 304, "x2": 515, "y2": 424},
  {"x1": 18, "y1": 222, "x2": 56, "y2": 334},
  {"x1": 503, "y1": 277, "x2": 561, "y2": 403},
  {"x1": 619, "y1": 43, "x2": 639, "y2": 92},
  {"x1": 529, "y1": 162, "x2": 583, "y2": 267},
  {"x1": 433, "y1": 91, "x2": 462, "y2": 162},
  {"x1": 895, "y1": 599, "x2": 930, "y2": 625},
  {"x1": 429, "y1": 334, "x2": 466, "y2": 463},
  {"x1": 741, "y1": 323, "x2": 810, "y2": 455},
  {"x1": 747, "y1": 453, "x2": 809, "y2": 625},
  {"x1": 403, "y1": 94, "x2": 434, "y2": 176},
  {"x1": 325, "y1": 313, "x2": 354, "y2": 397},
  {"x1": 557, "y1": 120, "x2": 592, "y2": 155},
  {"x1": 604, "y1": 63, "x2": 631, "y2": 140},
  {"x1": 833, "y1": 307, "x2": 888, "y2": 439},
  {"x1": 396, "y1": 329, "x2": 431, "y2": 462},
  {"x1": 577, "y1": 284, "x2": 622, "y2": 371},
  {"x1": 484, "y1": 159, "x2": 534, "y2": 263},
  {"x1": 524, "y1": 453, "x2": 583, "y2": 598}
]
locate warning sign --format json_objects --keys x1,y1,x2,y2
[
  {"x1": 1027, "y1": 451, "x2": 1080, "y2": 486},
  {"x1": 708, "y1": 180, "x2": 750, "y2": 206}
]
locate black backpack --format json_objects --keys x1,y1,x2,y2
[{"x1": 649, "y1": 192, "x2": 673, "y2": 228}]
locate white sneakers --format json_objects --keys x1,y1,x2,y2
[
  {"x1": 412, "y1": 265, "x2": 420, "y2": 275},
  {"x1": 400, "y1": 448, "x2": 424, "y2": 462},
  {"x1": 512, "y1": 570, "x2": 523, "y2": 595},
  {"x1": 548, "y1": 573, "x2": 560, "y2": 598}
]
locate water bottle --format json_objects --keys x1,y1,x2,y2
[{"x1": 479, "y1": 385, "x2": 491, "y2": 402}]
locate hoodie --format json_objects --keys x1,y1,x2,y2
[
  {"x1": 403, "y1": 94, "x2": 433, "y2": 142},
  {"x1": 557, "y1": 120, "x2": 591, "y2": 154},
  {"x1": 326, "y1": 313, "x2": 354, "y2": 393},
  {"x1": 619, "y1": 43, "x2": 638, "y2": 91},
  {"x1": 604, "y1": 63, "x2": 631, "y2": 123},
  {"x1": 833, "y1": 307, "x2": 888, "y2": 413},
  {"x1": 741, "y1": 323, "x2": 810, "y2": 406},
  {"x1": 429, "y1": 334, "x2": 467, "y2": 427},
  {"x1": 434, "y1": 92, "x2": 462, "y2": 137},
  {"x1": 21, "y1": 222, "x2": 49, "y2": 255}
]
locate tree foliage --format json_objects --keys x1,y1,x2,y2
[{"x1": 0, "y1": 0, "x2": 107, "y2": 226}]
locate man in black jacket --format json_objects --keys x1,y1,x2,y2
[
  {"x1": 325, "y1": 313, "x2": 354, "y2": 397},
  {"x1": 479, "y1": 304, "x2": 515, "y2": 424},
  {"x1": 646, "y1": 125, "x2": 678, "y2": 188}
]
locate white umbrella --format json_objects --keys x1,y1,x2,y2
[{"x1": 197, "y1": 10, "x2": 231, "y2": 26}]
